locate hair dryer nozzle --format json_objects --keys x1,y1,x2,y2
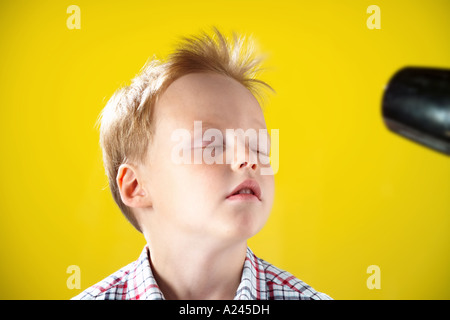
[{"x1": 382, "y1": 67, "x2": 450, "y2": 156}]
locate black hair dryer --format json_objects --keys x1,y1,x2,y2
[{"x1": 382, "y1": 67, "x2": 450, "y2": 156}]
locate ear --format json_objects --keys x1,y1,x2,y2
[{"x1": 116, "y1": 164, "x2": 152, "y2": 208}]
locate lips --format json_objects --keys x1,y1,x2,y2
[{"x1": 226, "y1": 179, "x2": 262, "y2": 201}]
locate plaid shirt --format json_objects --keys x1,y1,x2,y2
[{"x1": 72, "y1": 246, "x2": 332, "y2": 300}]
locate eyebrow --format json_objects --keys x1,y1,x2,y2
[{"x1": 191, "y1": 121, "x2": 268, "y2": 132}]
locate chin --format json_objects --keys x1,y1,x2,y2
[{"x1": 218, "y1": 213, "x2": 268, "y2": 243}]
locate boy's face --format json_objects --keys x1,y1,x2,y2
[{"x1": 139, "y1": 72, "x2": 275, "y2": 244}]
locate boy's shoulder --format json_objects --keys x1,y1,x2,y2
[
  {"x1": 71, "y1": 246, "x2": 163, "y2": 300},
  {"x1": 71, "y1": 260, "x2": 135, "y2": 300}
]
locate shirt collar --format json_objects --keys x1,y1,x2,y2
[
  {"x1": 133, "y1": 245, "x2": 264, "y2": 300},
  {"x1": 234, "y1": 247, "x2": 267, "y2": 300},
  {"x1": 130, "y1": 245, "x2": 164, "y2": 300}
]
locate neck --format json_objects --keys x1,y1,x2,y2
[{"x1": 144, "y1": 233, "x2": 247, "y2": 300}]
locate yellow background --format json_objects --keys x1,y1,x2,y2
[{"x1": 0, "y1": 0, "x2": 449, "y2": 299}]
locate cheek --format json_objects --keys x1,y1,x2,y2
[
  {"x1": 178, "y1": 164, "x2": 227, "y2": 202},
  {"x1": 155, "y1": 164, "x2": 227, "y2": 233},
  {"x1": 154, "y1": 161, "x2": 225, "y2": 210},
  {"x1": 261, "y1": 175, "x2": 275, "y2": 204}
]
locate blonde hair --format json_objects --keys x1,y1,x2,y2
[{"x1": 98, "y1": 28, "x2": 273, "y2": 232}]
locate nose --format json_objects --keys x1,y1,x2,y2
[
  {"x1": 231, "y1": 141, "x2": 259, "y2": 172},
  {"x1": 238, "y1": 161, "x2": 257, "y2": 171}
]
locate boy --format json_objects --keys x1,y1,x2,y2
[{"x1": 73, "y1": 28, "x2": 331, "y2": 300}]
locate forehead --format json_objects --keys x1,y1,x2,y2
[{"x1": 153, "y1": 72, "x2": 266, "y2": 130}]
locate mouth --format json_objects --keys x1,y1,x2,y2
[{"x1": 226, "y1": 179, "x2": 262, "y2": 202}]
